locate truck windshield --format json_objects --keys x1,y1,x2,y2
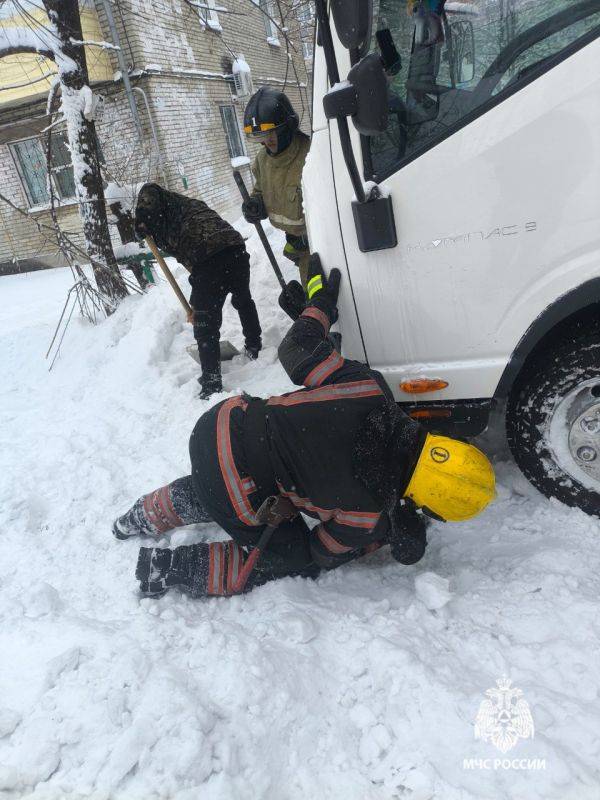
[{"x1": 365, "y1": 0, "x2": 600, "y2": 181}]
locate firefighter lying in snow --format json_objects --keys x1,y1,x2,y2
[{"x1": 114, "y1": 257, "x2": 496, "y2": 598}]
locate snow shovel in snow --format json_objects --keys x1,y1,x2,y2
[
  {"x1": 185, "y1": 341, "x2": 240, "y2": 364},
  {"x1": 145, "y1": 235, "x2": 239, "y2": 362}
]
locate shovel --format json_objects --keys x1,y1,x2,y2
[
  {"x1": 145, "y1": 235, "x2": 239, "y2": 362},
  {"x1": 233, "y1": 170, "x2": 288, "y2": 292}
]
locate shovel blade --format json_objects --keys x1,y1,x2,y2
[
  {"x1": 219, "y1": 340, "x2": 241, "y2": 361},
  {"x1": 186, "y1": 341, "x2": 240, "y2": 364}
]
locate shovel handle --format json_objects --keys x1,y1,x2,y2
[
  {"x1": 233, "y1": 170, "x2": 288, "y2": 293},
  {"x1": 145, "y1": 235, "x2": 192, "y2": 316},
  {"x1": 233, "y1": 168, "x2": 252, "y2": 203}
]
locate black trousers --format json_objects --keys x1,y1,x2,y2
[
  {"x1": 127, "y1": 476, "x2": 315, "y2": 585},
  {"x1": 190, "y1": 247, "x2": 261, "y2": 387}
]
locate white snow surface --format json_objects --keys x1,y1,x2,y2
[{"x1": 1, "y1": 224, "x2": 600, "y2": 799}]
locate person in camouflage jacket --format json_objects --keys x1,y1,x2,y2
[{"x1": 135, "y1": 183, "x2": 262, "y2": 398}]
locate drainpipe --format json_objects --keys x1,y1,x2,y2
[
  {"x1": 100, "y1": 0, "x2": 144, "y2": 147},
  {"x1": 132, "y1": 86, "x2": 169, "y2": 189}
]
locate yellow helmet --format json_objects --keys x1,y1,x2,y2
[{"x1": 404, "y1": 434, "x2": 496, "y2": 522}]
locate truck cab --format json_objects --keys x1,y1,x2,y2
[{"x1": 303, "y1": 0, "x2": 600, "y2": 515}]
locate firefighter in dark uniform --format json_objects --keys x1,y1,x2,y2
[
  {"x1": 241, "y1": 87, "x2": 312, "y2": 289},
  {"x1": 114, "y1": 257, "x2": 496, "y2": 599},
  {"x1": 135, "y1": 183, "x2": 262, "y2": 399}
]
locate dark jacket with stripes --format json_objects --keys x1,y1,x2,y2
[{"x1": 189, "y1": 303, "x2": 425, "y2": 567}]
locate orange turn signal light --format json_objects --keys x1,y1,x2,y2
[
  {"x1": 409, "y1": 408, "x2": 452, "y2": 420},
  {"x1": 399, "y1": 378, "x2": 449, "y2": 394}
]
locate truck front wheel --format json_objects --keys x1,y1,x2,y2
[{"x1": 506, "y1": 328, "x2": 600, "y2": 516}]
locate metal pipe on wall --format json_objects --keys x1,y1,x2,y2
[
  {"x1": 132, "y1": 87, "x2": 169, "y2": 188},
  {"x1": 100, "y1": 0, "x2": 144, "y2": 147}
]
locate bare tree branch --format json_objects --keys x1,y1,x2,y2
[
  {"x1": 0, "y1": 42, "x2": 54, "y2": 59},
  {"x1": 0, "y1": 189, "x2": 141, "y2": 295}
]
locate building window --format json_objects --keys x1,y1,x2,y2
[
  {"x1": 193, "y1": 0, "x2": 221, "y2": 30},
  {"x1": 204, "y1": 0, "x2": 222, "y2": 31},
  {"x1": 195, "y1": 0, "x2": 221, "y2": 30},
  {"x1": 296, "y1": 1, "x2": 314, "y2": 25},
  {"x1": 258, "y1": 0, "x2": 280, "y2": 44},
  {"x1": 219, "y1": 105, "x2": 246, "y2": 159},
  {"x1": 297, "y1": 0, "x2": 315, "y2": 60},
  {"x1": 9, "y1": 132, "x2": 76, "y2": 207}
]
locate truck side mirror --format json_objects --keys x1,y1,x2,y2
[
  {"x1": 314, "y1": 0, "x2": 397, "y2": 252},
  {"x1": 330, "y1": 0, "x2": 372, "y2": 52},
  {"x1": 322, "y1": 53, "x2": 388, "y2": 137}
]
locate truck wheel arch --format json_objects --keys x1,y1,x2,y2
[{"x1": 494, "y1": 276, "x2": 600, "y2": 402}]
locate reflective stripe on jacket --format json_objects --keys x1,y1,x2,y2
[
  {"x1": 189, "y1": 305, "x2": 423, "y2": 566},
  {"x1": 250, "y1": 131, "x2": 311, "y2": 237}
]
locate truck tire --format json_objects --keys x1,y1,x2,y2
[{"x1": 506, "y1": 327, "x2": 600, "y2": 516}]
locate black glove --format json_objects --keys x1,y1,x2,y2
[
  {"x1": 283, "y1": 233, "x2": 309, "y2": 265},
  {"x1": 306, "y1": 254, "x2": 341, "y2": 324},
  {"x1": 388, "y1": 503, "x2": 428, "y2": 565},
  {"x1": 136, "y1": 545, "x2": 204, "y2": 598},
  {"x1": 278, "y1": 279, "x2": 306, "y2": 320},
  {"x1": 242, "y1": 195, "x2": 267, "y2": 224}
]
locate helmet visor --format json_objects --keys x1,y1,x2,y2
[
  {"x1": 243, "y1": 122, "x2": 284, "y2": 140},
  {"x1": 420, "y1": 506, "x2": 446, "y2": 522}
]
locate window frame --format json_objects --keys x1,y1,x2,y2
[
  {"x1": 296, "y1": 1, "x2": 313, "y2": 26},
  {"x1": 205, "y1": 0, "x2": 222, "y2": 31},
  {"x1": 219, "y1": 104, "x2": 247, "y2": 160},
  {"x1": 195, "y1": 0, "x2": 221, "y2": 30},
  {"x1": 8, "y1": 130, "x2": 77, "y2": 208},
  {"x1": 256, "y1": 0, "x2": 280, "y2": 45},
  {"x1": 362, "y1": 11, "x2": 600, "y2": 183}
]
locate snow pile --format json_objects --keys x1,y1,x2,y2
[
  {"x1": 414, "y1": 571, "x2": 452, "y2": 610},
  {"x1": 1, "y1": 225, "x2": 600, "y2": 799}
]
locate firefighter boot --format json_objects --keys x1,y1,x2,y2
[
  {"x1": 198, "y1": 372, "x2": 222, "y2": 399},
  {"x1": 113, "y1": 496, "x2": 156, "y2": 540},
  {"x1": 244, "y1": 337, "x2": 262, "y2": 360}
]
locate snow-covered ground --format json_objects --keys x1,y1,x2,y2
[{"x1": 1, "y1": 225, "x2": 599, "y2": 800}]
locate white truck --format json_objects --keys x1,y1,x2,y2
[{"x1": 302, "y1": 0, "x2": 600, "y2": 515}]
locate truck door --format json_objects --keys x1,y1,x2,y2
[{"x1": 327, "y1": 0, "x2": 600, "y2": 403}]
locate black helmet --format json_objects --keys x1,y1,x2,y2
[{"x1": 243, "y1": 87, "x2": 299, "y2": 140}]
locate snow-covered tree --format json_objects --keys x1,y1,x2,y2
[{"x1": 0, "y1": 0, "x2": 128, "y2": 302}]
